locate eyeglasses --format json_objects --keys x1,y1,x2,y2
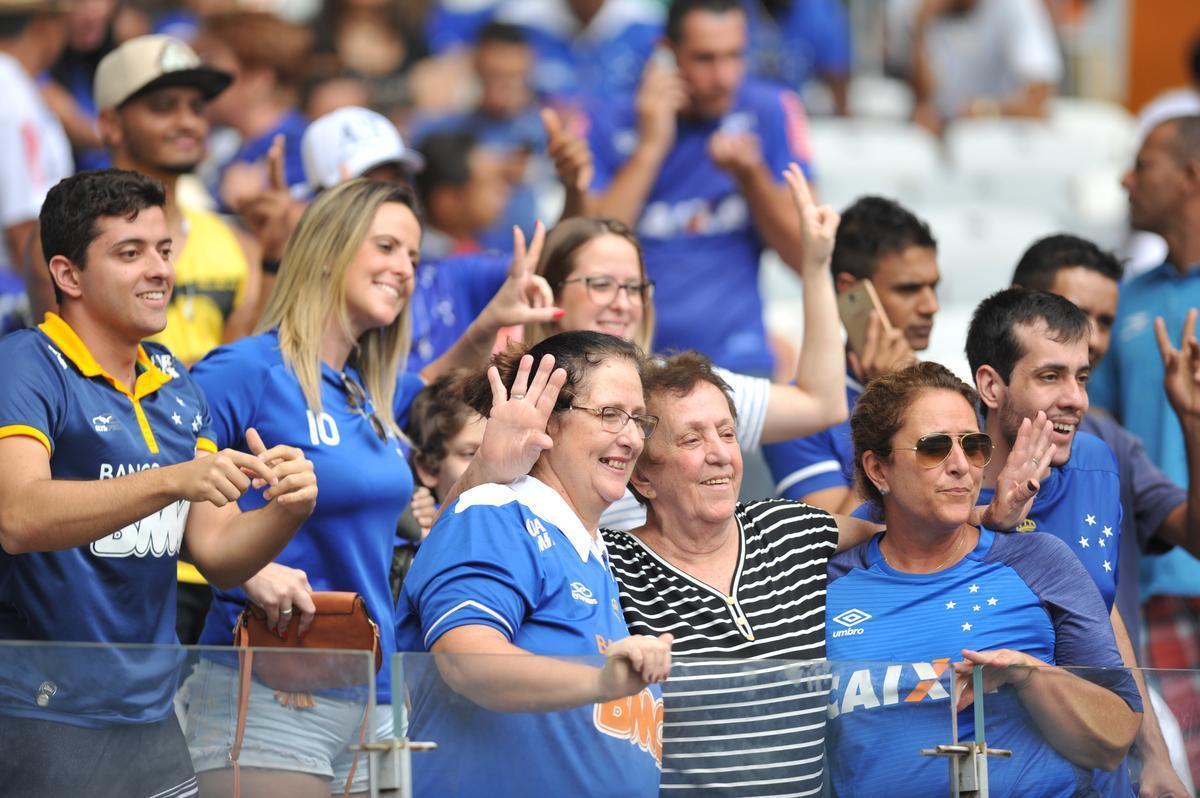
[
  {"x1": 558, "y1": 276, "x2": 654, "y2": 306},
  {"x1": 894, "y1": 432, "x2": 993, "y2": 469},
  {"x1": 340, "y1": 372, "x2": 389, "y2": 443},
  {"x1": 569, "y1": 405, "x2": 659, "y2": 439}
]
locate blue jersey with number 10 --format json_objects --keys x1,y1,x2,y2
[{"x1": 190, "y1": 331, "x2": 422, "y2": 704}]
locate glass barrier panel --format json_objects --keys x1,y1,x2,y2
[
  {"x1": 1142, "y1": 667, "x2": 1200, "y2": 794},
  {"x1": 971, "y1": 662, "x2": 1200, "y2": 797},
  {"x1": 388, "y1": 654, "x2": 957, "y2": 798},
  {"x1": 0, "y1": 641, "x2": 376, "y2": 797}
]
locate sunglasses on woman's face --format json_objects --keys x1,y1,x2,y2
[{"x1": 895, "y1": 432, "x2": 993, "y2": 469}]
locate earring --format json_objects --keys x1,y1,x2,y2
[{"x1": 879, "y1": 487, "x2": 890, "y2": 497}]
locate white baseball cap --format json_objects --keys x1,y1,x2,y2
[
  {"x1": 94, "y1": 35, "x2": 232, "y2": 111},
  {"x1": 301, "y1": 106, "x2": 424, "y2": 192}
]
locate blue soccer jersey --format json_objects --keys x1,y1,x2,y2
[
  {"x1": 977, "y1": 431, "x2": 1123, "y2": 611},
  {"x1": 0, "y1": 314, "x2": 215, "y2": 726},
  {"x1": 189, "y1": 331, "x2": 422, "y2": 704},
  {"x1": 407, "y1": 253, "x2": 509, "y2": 374},
  {"x1": 396, "y1": 476, "x2": 663, "y2": 798},
  {"x1": 827, "y1": 529, "x2": 1139, "y2": 797},
  {"x1": 589, "y1": 79, "x2": 812, "y2": 375},
  {"x1": 763, "y1": 372, "x2": 861, "y2": 500}
]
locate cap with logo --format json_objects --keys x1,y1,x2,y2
[
  {"x1": 94, "y1": 35, "x2": 232, "y2": 111},
  {"x1": 301, "y1": 106, "x2": 425, "y2": 192}
]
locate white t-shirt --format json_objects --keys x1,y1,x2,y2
[
  {"x1": 886, "y1": 0, "x2": 1063, "y2": 120},
  {"x1": 0, "y1": 52, "x2": 73, "y2": 268},
  {"x1": 599, "y1": 366, "x2": 771, "y2": 532}
]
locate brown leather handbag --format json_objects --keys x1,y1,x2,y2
[
  {"x1": 229, "y1": 592, "x2": 382, "y2": 798},
  {"x1": 233, "y1": 591, "x2": 382, "y2": 691}
]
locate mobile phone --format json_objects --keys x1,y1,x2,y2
[
  {"x1": 651, "y1": 45, "x2": 677, "y2": 74},
  {"x1": 838, "y1": 279, "x2": 892, "y2": 356}
]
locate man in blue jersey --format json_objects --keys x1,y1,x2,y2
[
  {"x1": 585, "y1": 0, "x2": 812, "y2": 375},
  {"x1": 0, "y1": 169, "x2": 316, "y2": 797},
  {"x1": 966, "y1": 287, "x2": 1189, "y2": 794},
  {"x1": 764, "y1": 196, "x2": 940, "y2": 513},
  {"x1": 1090, "y1": 114, "x2": 1200, "y2": 785},
  {"x1": 1010, "y1": 234, "x2": 1198, "y2": 794}
]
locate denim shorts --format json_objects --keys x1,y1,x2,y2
[{"x1": 181, "y1": 658, "x2": 392, "y2": 793}]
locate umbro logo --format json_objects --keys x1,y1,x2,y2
[
  {"x1": 832, "y1": 608, "x2": 871, "y2": 638},
  {"x1": 570, "y1": 581, "x2": 598, "y2": 605}
]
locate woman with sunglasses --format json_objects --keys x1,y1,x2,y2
[
  {"x1": 525, "y1": 164, "x2": 848, "y2": 531},
  {"x1": 826, "y1": 362, "x2": 1141, "y2": 797},
  {"x1": 395, "y1": 330, "x2": 672, "y2": 798},
  {"x1": 181, "y1": 179, "x2": 426, "y2": 797}
]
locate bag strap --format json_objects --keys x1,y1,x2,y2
[
  {"x1": 232, "y1": 620, "x2": 253, "y2": 798},
  {"x1": 340, "y1": 634, "x2": 378, "y2": 798}
]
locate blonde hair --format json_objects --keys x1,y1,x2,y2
[
  {"x1": 257, "y1": 178, "x2": 416, "y2": 438},
  {"x1": 525, "y1": 217, "x2": 655, "y2": 352}
]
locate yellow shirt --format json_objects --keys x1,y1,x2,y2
[{"x1": 150, "y1": 206, "x2": 248, "y2": 367}]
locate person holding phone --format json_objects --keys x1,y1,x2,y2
[{"x1": 763, "y1": 195, "x2": 941, "y2": 514}]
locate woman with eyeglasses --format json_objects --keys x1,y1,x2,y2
[
  {"x1": 181, "y1": 179, "x2": 426, "y2": 796},
  {"x1": 825, "y1": 362, "x2": 1141, "y2": 797},
  {"x1": 394, "y1": 330, "x2": 673, "y2": 798},
  {"x1": 525, "y1": 164, "x2": 848, "y2": 531}
]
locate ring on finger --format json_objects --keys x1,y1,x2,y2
[
  {"x1": 280, "y1": 607, "x2": 294, "y2": 616},
  {"x1": 511, "y1": 394, "x2": 526, "y2": 401},
  {"x1": 1031, "y1": 457, "x2": 1040, "y2": 467}
]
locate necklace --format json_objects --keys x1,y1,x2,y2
[{"x1": 881, "y1": 528, "x2": 967, "y2": 573}]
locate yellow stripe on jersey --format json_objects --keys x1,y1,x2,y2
[
  {"x1": 38, "y1": 312, "x2": 175, "y2": 454},
  {"x1": 196, "y1": 437, "x2": 217, "y2": 454},
  {"x1": 130, "y1": 399, "x2": 159, "y2": 454},
  {"x1": 177, "y1": 560, "x2": 208, "y2": 585},
  {"x1": 0, "y1": 424, "x2": 52, "y2": 457}
]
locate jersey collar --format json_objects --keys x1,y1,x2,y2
[
  {"x1": 38, "y1": 312, "x2": 172, "y2": 401},
  {"x1": 511, "y1": 476, "x2": 609, "y2": 564}
]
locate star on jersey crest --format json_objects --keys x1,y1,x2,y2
[
  {"x1": 1085, "y1": 514, "x2": 1096, "y2": 526},
  {"x1": 171, "y1": 412, "x2": 183, "y2": 425},
  {"x1": 1079, "y1": 537, "x2": 1090, "y2": 548}
]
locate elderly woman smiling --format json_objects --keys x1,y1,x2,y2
[
  {"x1": 395, "y1": 331, "x2": 673, "y2": 798},
  {"x1": 825, "y1": 362, "x2": 1141, "y2": 797}
]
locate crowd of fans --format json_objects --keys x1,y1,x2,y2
[{"x1": 1, "y1": 0, "x2": 1200, "y2": 795}]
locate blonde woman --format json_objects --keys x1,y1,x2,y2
[{"x1": 182, "y1": 179, "x2": 424, "y2": 797}]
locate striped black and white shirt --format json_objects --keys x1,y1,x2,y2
[{"x1": 603, "y1": 499, "x2": 839, "y2": 797}]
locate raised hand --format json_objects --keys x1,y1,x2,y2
[
  {"x1": 1155, "y1": 309, "x2": 1200, "y2": 425},
  {"x1": 597, "y1": 633, "x2": 673, "y2": 701},
  {"x1": 981, "y1": 412, "x2": 1055, "y2": 530},
  {"x1": 708, "y1": 130, "x2": 764, "y2": 182},
  {"x1": 783, "y1": 162, "x2": 838, "y2": 270},
  {"x1": 245, "y1": 427, "x2": 317, "y2": 517},
  {"x1": 635, "y1": 58, "x2": 686, "y2": 156},
  {"x1": 241, "y1": 561, "x2": 316, "y2": 639},
  {"x1": 478, "y1": 223, "x2": 561, "y2": 332},
  {"x1": 848, "y1": 312, "x2": 917, "y2": 382},
  {"x1": 542, "y1": 108, "x2": 593, "y2": 195},
  {"x1": 235, "y1": 133, "x2": 297, "y2": 262},
  {"x1": 477, "y1": 354, "x2": 568, "y2": 484}
]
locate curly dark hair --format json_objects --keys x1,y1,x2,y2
[
  {"x1": 40, "y1": 169, "x2": 167, "y2": 304},
  {"x1": 405, "y1": 370, "x2": 478, "y2": 498},
  {"x1": 851, "y1": 361, "x2": 979, "y2": 508},
  {"x1": 461, "y1": 330, "x2": 647, "y2": 421}
]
